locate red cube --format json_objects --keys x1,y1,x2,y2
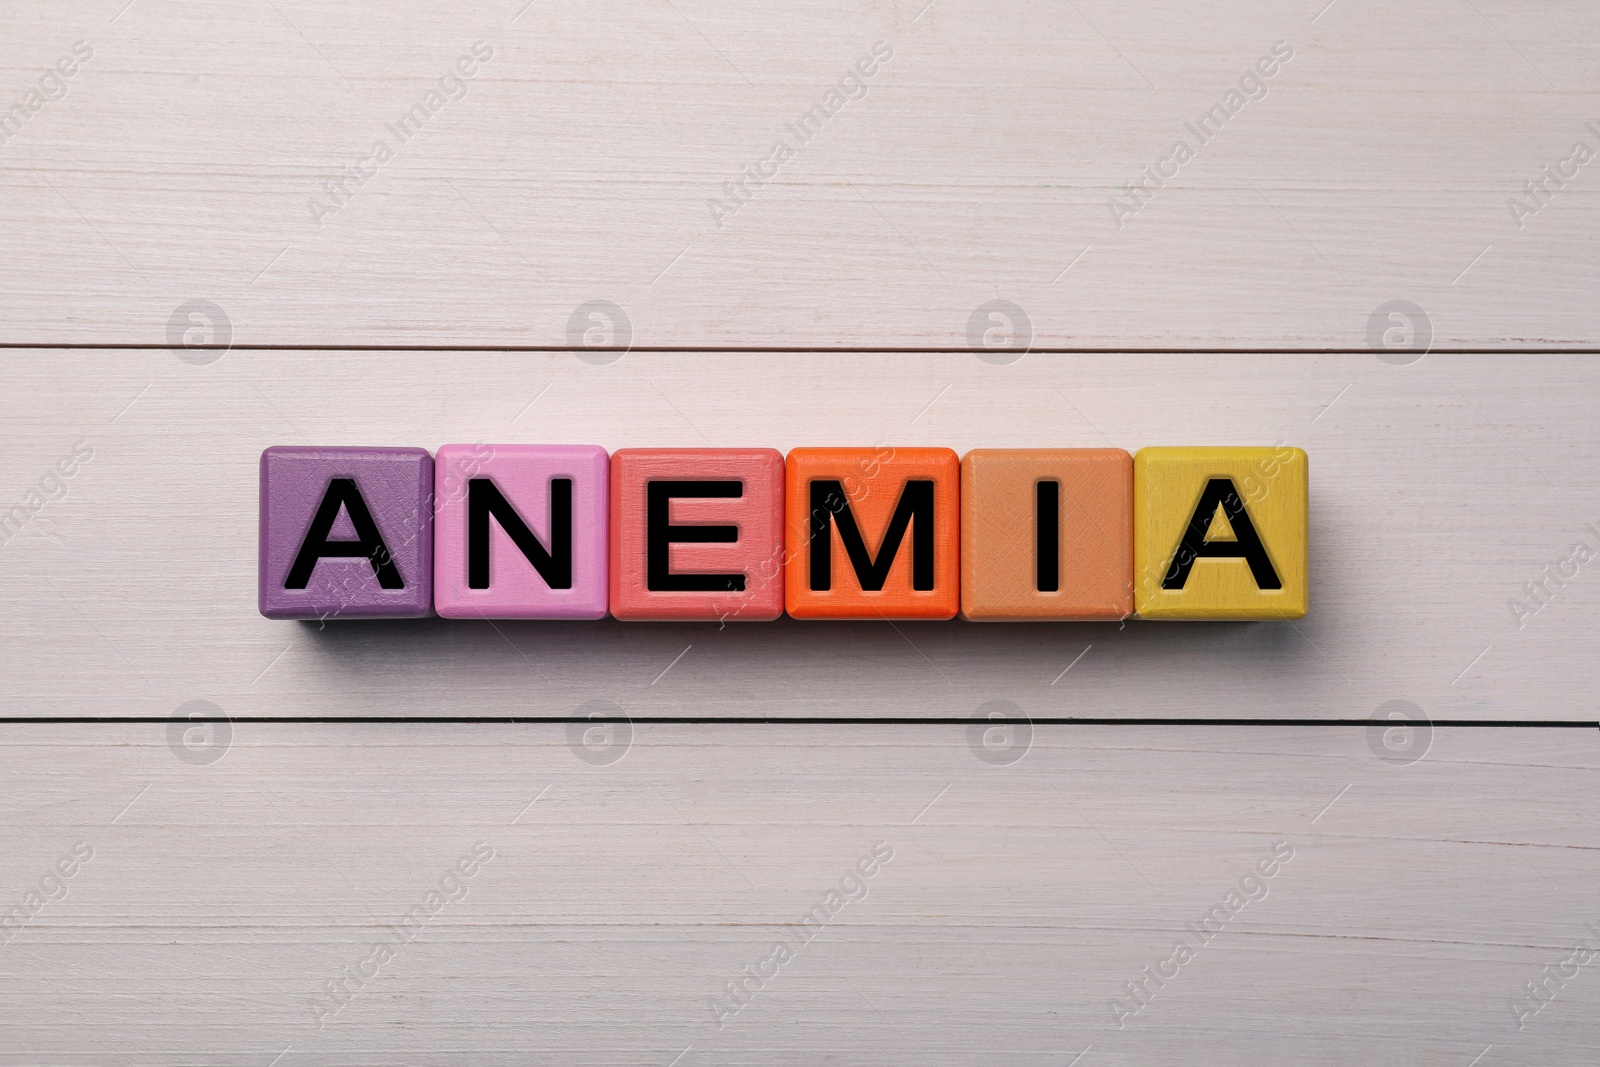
[{"x1": 608, "y1": 448, "x2": 786, "y2": 621}]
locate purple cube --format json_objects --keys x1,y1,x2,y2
[{"x1": 259, "y1": 446, "x2": 434, "y2": 619}]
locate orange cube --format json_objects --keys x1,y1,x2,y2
[
  {"x1": 784, "y1": 447, "x2": 959, "y2": 619},
  {"x1": 960, "y1": 449, "x2": 1132, "y2": 621}
]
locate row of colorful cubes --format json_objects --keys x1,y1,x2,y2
[{"x1": 260, "y1": 445, "x2": 1307, "y2": 621}]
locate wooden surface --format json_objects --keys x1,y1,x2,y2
[
  {"x1": 3, "y1": 351, "x2": 1598, "y2": 1065},
  {"x1": 4, "y1": 0, "x2": 1600, "y2": 1061},
  {"x1": 2, "y1": 724, "x2": 1597, "y2": 1065},
  {"x1": 1, "y1": 0, "x2": 1599, "y2": 349},
  {"x1": 4, "y1": 352, "x2": 1595, "y2": 722}
]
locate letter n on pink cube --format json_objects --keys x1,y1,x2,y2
[{"x1": 433, "y1": 444, "x2": 609, "y2": 619}]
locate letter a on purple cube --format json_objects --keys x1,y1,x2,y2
[{"x1": 259, "y1": 446, "x2": 434, "y2": 619}]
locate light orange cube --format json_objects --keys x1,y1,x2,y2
[
  {"x1": 785, "y1": 447, "x2": 960, "y2": 619},
  {"x1": 960, "y1": 448, "x2": 1132, "y2": 621}
]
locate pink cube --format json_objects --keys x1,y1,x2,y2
[{"x1": 433, "y1": 444, "x2": 609, "y2": 619}]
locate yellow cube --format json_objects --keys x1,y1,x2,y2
[{"x1": 1133, "y1": 447, "x2": 1307, "y2": 620}]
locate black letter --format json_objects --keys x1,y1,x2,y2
[
  {"x1": 1161, "y1": 478, "x2": 1281, "y2": 590},
  {"x1": 647, "y1": 481, "x2": 745, "y2": 592},
  {"x1": 284, "y1": 478, "x2": 403, "y2": 589},
  {"x1": 809, "y1": 480, "x2": 934, "y2": 591},
  {"x1": 1036, "y1": 480, "x2": 1059, "y2": 592},
  {"x1": 467, "y1": 478, "x2": 572, "y2": 590}
]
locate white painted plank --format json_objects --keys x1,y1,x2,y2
[
  {"x1": 0, "y1": 725, "x2": 1595, "y2": 1064},
  {"x1": 1, "y1": 0, "x2": 1598, "y2": 346},
  {"x1": 0, "y1": 350, "x2": 1594, "y2": 721}
]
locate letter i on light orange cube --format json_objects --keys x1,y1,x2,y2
[
  {"x1": 784, "y1": 447, "x2": 960, "y2": 619},
  {"x1": 960, "y1": 449, "x2": 1133, "y2": 621}
]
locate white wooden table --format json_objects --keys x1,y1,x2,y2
[{"x1": 2, "y1": 1, "x2": 1598, "y2": 1063}]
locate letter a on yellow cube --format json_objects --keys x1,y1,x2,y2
[{"x1": 1133, "y1": 447, "x2": 1307, "y2": 620}]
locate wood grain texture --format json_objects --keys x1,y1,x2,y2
[
  {"x1": 4, "y1": 0, "x2": 1600, "y2": 1057},
  {"x1": 2, "y1": 0, "x2": 1599, "y2": 347},
  {"x1": 1, "y1": 355, "x2": 1596, "y2": 1063},
  {"x1": 4, "y1": 350, "x2": 1599, "y2": 1061},
  {"x1": 2, "y1": 350, "x2": 1594, "y2": 721},
  {"x1": 1, "y1": 725, "x2": 1597, "y2": 1064}
]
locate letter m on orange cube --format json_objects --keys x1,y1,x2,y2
[{"x1": 784, "y1": 448, "x2": 959, "y2": 619}]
